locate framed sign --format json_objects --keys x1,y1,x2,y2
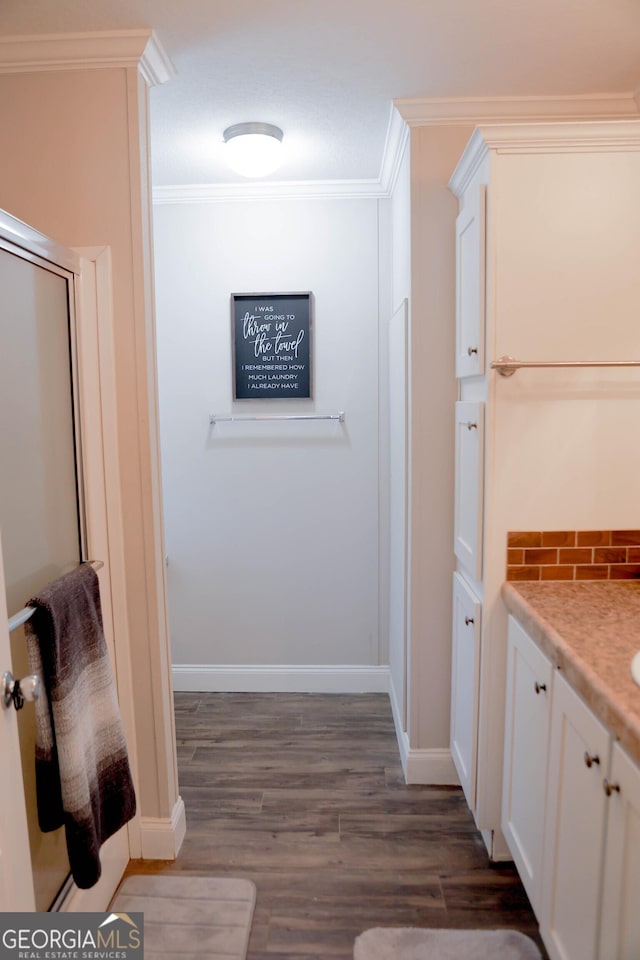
[{"x1": 231, "y1": 292, "x2": 312, "y2": 400}]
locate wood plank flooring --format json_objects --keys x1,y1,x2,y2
[{"x1": 122, "y1": 693, "x2": 546, "y2": 959}]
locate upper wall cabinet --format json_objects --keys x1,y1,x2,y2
[{"x1": 455, "y1": 184, "x2": 486, "y2": 378}]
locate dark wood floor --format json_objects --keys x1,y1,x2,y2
[{"x1": 123, "y1": 692, "x2": 546, "y2": 959}]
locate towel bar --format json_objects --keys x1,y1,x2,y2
[
  {"x1": 209, "y1": 411, "x2": 345, "y2": 425},
  {"x1": 491, "y1": 355, "x2": 640, "y2": 377},
  {"x1": 7, "y1": 560, "x2": 104, "y2": 634}
]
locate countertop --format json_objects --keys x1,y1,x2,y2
[{"x1": 502, "y1": 580, "x2": 640, "y2": 766}]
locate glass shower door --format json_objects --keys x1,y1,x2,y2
[{"x1": 0, "y1": 241, "x2": 83, "y2": 910}]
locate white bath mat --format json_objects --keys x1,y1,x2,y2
[
  {"x1": 110, "y1": 874, "x2": 256, "y2": 960},
  {"x1": 354, "y1": 927, "x2": 541, "y2": 960}
]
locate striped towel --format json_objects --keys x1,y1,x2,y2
[{"x1": 25, "y1": 564, "x2": 136, "y2": 889}]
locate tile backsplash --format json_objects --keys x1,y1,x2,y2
[{"x1": 507, "y1": 530, "x2": 640, "y2": 581}]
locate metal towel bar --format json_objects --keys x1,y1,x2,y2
[
  {"x1": 7, "y1": 560, "x2": 104, "y2": 634},
  {"x1": 491, "y1": 355, "x2": 640, "y2": 378},
  {"x1": 209, "y1": 411, "x2": 345, "y2": 425}
]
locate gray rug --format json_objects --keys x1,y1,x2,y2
[
  {"x1": 110, "y1": 874, "x2": 256, "y2": 960},
  {"x1": 354, "y1": 927, "x2": 541, "y2": 960}
]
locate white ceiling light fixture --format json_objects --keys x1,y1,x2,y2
[{"x1": 223, "y1": 122, "x2": 284, "y2": 178}]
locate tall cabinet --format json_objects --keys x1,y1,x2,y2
[{"x1": 448, "y1": 120, "x2": 640, "y2": 855}]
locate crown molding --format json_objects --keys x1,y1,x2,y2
[
  {"x1": 449, "y1": 118, "x2": 640, "y2": 195},
  {"x1": 0, "y1": 29, "x2": 175, "y2": 86},
  {"x1": 153, "y1": 177, "x2": 391, "y2": 204},
  {"x1": 476, "y1": 118, "x2": 640, "y2": 152},
  {"x1": 378, "y1": 104, "x2": 410, "y2": 195},
  {"x1": 448, "y1": 128, "x2": 490, "y2": 196},
  {"x1": 395, "y1": 93, "x2": 640, "y2": 126},
  {"x1": 137, "y1": 32, "x2": 176, "y2": 86}
]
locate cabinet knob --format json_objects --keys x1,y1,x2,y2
[
  {"x1": 534, "y1": 681, "x2": 547, "y2": 695},
  {"x1": 467, "y1": 346, "x2": 478, "y2": 356},
  {"x1": 464, "y1": 616, "x2": 474, "y2": 626},
  {"x1": 584, "y1": 752, "x2": 600, "y2": 768},
  {"x1": 603, "y1": 779, "x2": 621, "y2": 797},
  {"x1": 466, "y1": 421, "x2": 478, "y2": 431}
]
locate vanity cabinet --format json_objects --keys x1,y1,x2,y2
[
  {"x1": 540, "y1": 671, "x2": 611, "y2": 960},
  {"x1": 503, "y1": 614, "x2": 640, "y2": 960},
  {"x1": 502, "y1": 616, "x2": 553, "y2": 917}
]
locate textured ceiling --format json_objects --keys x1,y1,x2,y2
[{"x1": 1, "y1": 0, "x2": 640, "y2": 186}]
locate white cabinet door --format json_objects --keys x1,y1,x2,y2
[
  {"x1": 455, "y1": 184, "x2": 486, "y2": 378},
  {"x1": 541, "y1": 671, "x2": 611, "y2": 960},
  {"x1": 454, "y1": 400, "x2": 484, "y2": 581},
  {"x1": 450, "y1": 572, "x2": 482, "y2": 809},
  {"x1": 502, "y1": 616, "x2": 553, "y2": 918},
  {"x1": 599, "y1": 741, "x2": 640, "y2": 960}
]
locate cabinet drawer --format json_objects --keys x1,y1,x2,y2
[{"x1": 454, "y1": 400, "x2": 484, "y2": 581}]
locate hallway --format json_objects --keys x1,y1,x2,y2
[{"x1": 123, "y1": 693, "x2": 544, "y2": 958}]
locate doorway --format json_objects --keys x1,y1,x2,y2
[
  {"x1": 0, "y1": 239, "x2": 82, "y2": 909},
  {"x1": 0, "y1": 213, "x2": 131, "y2": 911}
]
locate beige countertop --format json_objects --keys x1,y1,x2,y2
[{"x1": 502, "y1": 580, "x2": 640, "y2": 766}]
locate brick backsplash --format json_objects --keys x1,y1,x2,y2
[{"x1": 506, "y1": 531, "x2": 640, "y2": 581}]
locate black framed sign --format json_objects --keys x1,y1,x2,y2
[{"x1": 231, "y1": 292, "x2": 312, "y2": 400}]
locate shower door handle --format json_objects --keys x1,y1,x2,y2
[{"x1": 2, "y1": 670, "x2": 41, "y2": 710}]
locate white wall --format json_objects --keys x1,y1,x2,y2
[
  {"x1": 489, "y1": 147, "x2": 640, "y2": 532},
  {"x1": 154, "y1": 197, "x2": 385, "y2": 686}
]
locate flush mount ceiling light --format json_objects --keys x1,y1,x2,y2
[{"x1": 223, "y1": 122, "x2": 284, "y2": 178}]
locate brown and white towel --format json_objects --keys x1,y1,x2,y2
[{"x1": 25, "y1": 563, "x2": 136, "y2": 889}]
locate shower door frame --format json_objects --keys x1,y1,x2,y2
[{"x1": 0, "y1": 210, "x2": 138, "y2": 911}]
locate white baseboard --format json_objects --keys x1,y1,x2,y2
[
  {"x1": 139, "y1": 796, "x2": 186, "y2": 860},
  {"x1": 388, "y1": 676, "x2": 460, "y2": 786},
  {"x1": 172, "y1": 663, "x2": 390, "y2": 694},
  {"x1": 394, "y1": 737, "x2": 461, "y2": 787},
  {"x1": 405, "y1": 748, "x2": 460, "y2": 785},
  {"x1": 481, "y1": 826, "x2": 512, "y2": 862},
  {"x1": 388, "y1": 677, "x2": 409, "y2": 779}
]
